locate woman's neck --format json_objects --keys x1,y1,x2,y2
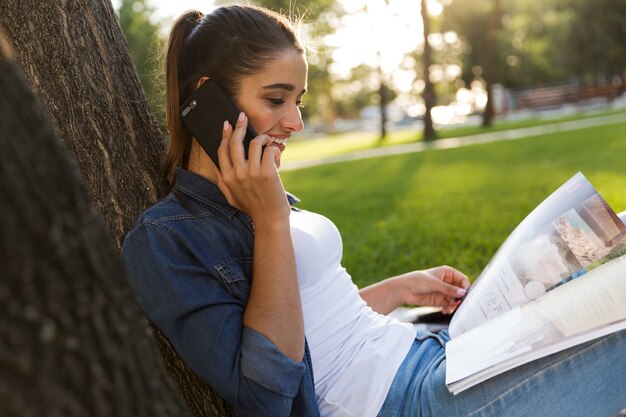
[{"x1": 187, "y1": 140, "x2": 218, "y2": 184}]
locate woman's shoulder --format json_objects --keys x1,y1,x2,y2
[
  {"x1": 124, "y1": 190, "x2": 251, "y2": 251},
  {"x1": 137, "y1": 187, "x2": 234, "y2": 223},
  {"x1": 125, "y1": 192, "x2": 220, "y2": 239}
]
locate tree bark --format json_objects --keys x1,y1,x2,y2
[
  {"x1": 0, "y1": 37, "x2": 183, "y2": 417},
  {"x1": 0, "y1": 0, "x2": 164, "y2": 249},
  {"x1": 0, "y1": 1, "x2": 233, "y2": 416}
]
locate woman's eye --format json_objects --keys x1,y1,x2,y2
[{"x1": 267, "y1": 97, "x2": 304, "y2": 108}]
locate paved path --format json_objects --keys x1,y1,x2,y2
[{"x1": 281, "y1": 112, "x2": 626, "y2": 171}]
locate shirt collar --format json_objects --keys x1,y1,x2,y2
[{"x1": 174, "y1": 168, "x2": 239, "y2": 218}]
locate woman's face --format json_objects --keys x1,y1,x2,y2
[{"x1": 234, "y1": 49, "x2": 307, "y2": 166}]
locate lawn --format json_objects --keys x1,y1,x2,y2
[{"x1": 281, "y1": 121, "x2": 626, "y2": 289}]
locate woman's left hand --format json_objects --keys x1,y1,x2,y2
[
  {"x1": 400, "y1": 266, "x2": 470, "y2": 314},
  {"x1": 359, "y1": 265, "x2": 470, "y2": 315}
]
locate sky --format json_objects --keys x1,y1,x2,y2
[{"x1": 111, "y1": 0, "x2": 437, "y2": 89}]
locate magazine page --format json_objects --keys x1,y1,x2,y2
[
  {"x1": 446, "y1": 253, "x2": 626, "y2": 394},
  {"x1": 447, "y1": 320, "x2": 626, "y2": 394},
  {"x1": 448, "y1": 172, "x2": 626, "y2": 338}
]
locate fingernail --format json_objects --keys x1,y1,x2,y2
[
  {"x1": 456, "y1": 288, "x2": 467, "y2": 296},
  {"x1": 223, "y1": 120, "x2": 229, "y2": 130},
  {"x1": 238, "y1": 112, "x2": 245, "y2": 121}
]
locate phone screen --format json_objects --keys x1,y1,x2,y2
[{"x1": 180, "y1": 79, "x2": 257, "y2": 169}]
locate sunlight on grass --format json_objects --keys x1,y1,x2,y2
[{"x1": 281, "y1": 121, "x2": 626, "y2": 289}]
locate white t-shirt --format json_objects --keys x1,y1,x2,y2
[{"x1": 290, "y1": 209, "x2": 417, "y2": 417}]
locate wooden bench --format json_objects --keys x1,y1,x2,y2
[{"x1": 513, "y1": 82, "x2": 620, "y2": 110}]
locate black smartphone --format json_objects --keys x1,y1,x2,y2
[{"x1": 180, "y1": 79, "x2": 257, "y2": 169}]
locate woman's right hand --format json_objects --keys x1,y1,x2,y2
[{"x1": 215, "y1": 112, "x2": 290, "y2": 227}]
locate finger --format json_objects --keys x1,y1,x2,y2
[
  {"x1": 247, "y1": 134, "x2": 272, "y2": 167},
  {"x1": 442, "y1": 304, "x2": 457, "y2": 315},
  {"x1": 429, "y1": 276, "x2": 467, "y2": 299},
  {"x1": 228, "y1": 112, "x2": 248, "y2": 168},
  {"x1": 428, "y1": 294, "x2": 456, "y2": 314},
  {"x1": 217, "y1": 120, "x2": 234, "y2": 173},
  {"x1": 439, "y1": 296, "x2": 460, "y2": 314},
  {"x1": 439, "y1": 265, "x2": 471, "y2": 289},
  {"x1": 260, "y1": 144, "x2": 282, "y2": 171},
  {"x1": 447, "y1": 299, "x2": 463, "y2": 314}
]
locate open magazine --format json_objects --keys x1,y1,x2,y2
[{"x1": 444, "y1": 172, "x2": 626, "y2": 395}]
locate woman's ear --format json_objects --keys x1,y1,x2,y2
[{"x1": 196, "y1": 76, "x2": 210, "y2": 89}]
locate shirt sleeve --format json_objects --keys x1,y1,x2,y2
[{"x1": 121, "y1": 220, "x2": 306, "y2": 416}]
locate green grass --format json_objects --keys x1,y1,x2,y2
[
  {"x1": 284, "y1": 107, "x2": 626, "y2": 162},
  {"x1": 281, "y1": 121, "x2": 626, "y2": 289}
]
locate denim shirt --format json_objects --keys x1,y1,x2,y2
[{"x1": 122, "y1": 168, "x2": 320, "y2": 417}]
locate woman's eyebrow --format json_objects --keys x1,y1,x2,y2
[{"x1": 262, "y1": 83, "x2": 307, "y2": 95}]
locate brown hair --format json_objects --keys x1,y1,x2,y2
[{"x1": 163, "y1": 5, "x2": 305, "y2": 191}]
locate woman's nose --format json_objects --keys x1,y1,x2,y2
[{"x1": 282, "y1": 104, "x2": 304, "y2": 132}]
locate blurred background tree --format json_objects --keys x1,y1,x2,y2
[
  {"x1": 421, "y1": 0, "x2": 437, "y2": 139},
  {"x1": 494, "y1": 0, "x2": 571, "y2": 88},
  {"x1": 117, "y1": 0, "x2": 166, "y2": 129},
  {"x1": 564, "y1": 0, "x2": 626, "y2": 94},
  {"x1": 442, "y1": 0, "x2": 501, "y2": 127}
]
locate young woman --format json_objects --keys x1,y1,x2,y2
[{"x1": 122, "y1": 5, "x2": 626, "y2": 417}]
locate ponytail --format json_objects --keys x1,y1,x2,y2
[{"x1": 163, "y1": 10, "x2": 203, "y2": 191}]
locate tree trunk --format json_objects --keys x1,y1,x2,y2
[
  {"x1": 0, "y1": 0, "x2": 164, "y2": 248},
  {"x1": 377, "y1": 50, "x2": 388, "y2": 141},
  {"x1": 0, "y1": 36, "x2": 182, "y2": 417},
  {"x1": 481, "y1": 0, "x2": 500, "y2": 128},
  {"x1": 421, "y1": 0, "x2": 436, "y2": 141},
  {"x1": 0, "y1": 1, "x2": 233, "y2": 416}
]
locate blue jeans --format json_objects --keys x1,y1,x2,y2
[{"x1": 378, "y1": 329, "x2": 626, "y2": 417}]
